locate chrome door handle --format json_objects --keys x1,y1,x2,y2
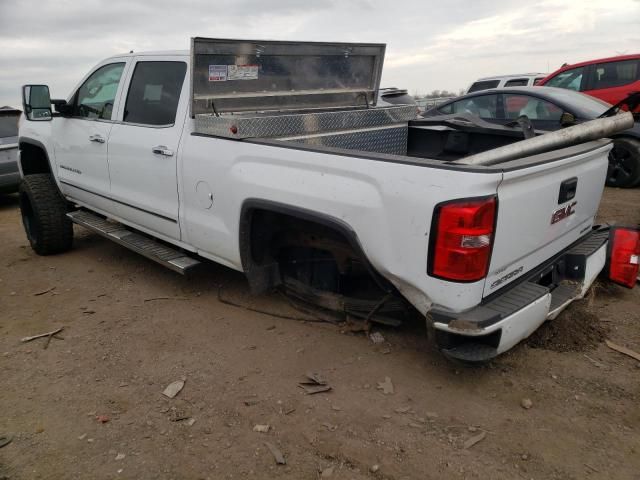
[
  {"x1": 89, "y1": 134, "x2": 105, "y2": 143},
  {"x1": 152, "y1": 145, "x2": 174, "y2": 157}
]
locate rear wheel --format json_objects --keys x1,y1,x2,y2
[
  {"x1": 19, "y1": 174, "x2": 73, "y2": 255},
  {"x1": 606, "y1": 137, "x2": 640, "y2": 188}
]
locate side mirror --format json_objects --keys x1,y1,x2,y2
[
  {"x1": 560, "y1": 111, "x2": 576, "y2": 127},
  {"x1": 22, "y1": 85, "x2": 52, "y2": 121}
]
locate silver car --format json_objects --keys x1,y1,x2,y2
[{"x1": 0, "y1": 106, "x2": 20, "y2": 193}]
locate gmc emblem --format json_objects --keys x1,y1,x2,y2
[{"x1": 551, "y1": 201, "x2": 577, "y2": 224}]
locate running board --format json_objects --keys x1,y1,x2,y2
[{"x1": 67, "y1": 210, "x2": 201, "y2": 275}]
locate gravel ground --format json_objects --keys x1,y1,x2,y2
[{"x1": 0, "y1": 187, "x2": 639, "y2": 480}]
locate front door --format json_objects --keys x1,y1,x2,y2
[
  {"x1": 106, "y1": 58, "x2": 188, "y2": 240},
  {"x1": 53, "y1": 62, "x2": 127, "y2": 209}
]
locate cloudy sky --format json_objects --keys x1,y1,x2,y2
[{"x1": 1, "y1": 0, "x2": 639, "y2": 108}]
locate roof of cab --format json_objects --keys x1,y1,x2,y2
[{"x1": 105, "y1": 50, "x2": 189, "y2": 60}]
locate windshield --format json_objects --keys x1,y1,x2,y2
[{"x1": 541, "y1": 88, "x2": 611, "y2": 118}]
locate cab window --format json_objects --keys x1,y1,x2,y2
[
  {"x1": 123, "y1": 61, "x2": 187, "y2": 126},
  {"x1": 440, "y1": 94, "x2": 499, "y2": 118},
  {"x1": 73, "y1": 63, "x2": 125, "y2": 120},
  {"x1": 544, "y1": 67, "x2": 584, "y2": 91}
]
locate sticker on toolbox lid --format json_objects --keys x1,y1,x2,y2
[
  {"x1": 227, "y1": 64, "x2": 259, "y2": 81},
  {"x1": 208, "y1": 65, "x2": 227, "y2": 82}
]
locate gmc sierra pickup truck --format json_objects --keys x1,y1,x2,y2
[{"x1": 17, "y1": 38, "x2": 640, "y2": 362}]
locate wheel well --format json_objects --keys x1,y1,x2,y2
[
  {"x1": 19, "y1": 141, "x2": 51, "y2": 176},
  {"x1": 240, "y1": 202, "x2": 391, "y2": 294}
]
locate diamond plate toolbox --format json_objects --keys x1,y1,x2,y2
[{"x1": 193, "y1": 104, "x2": 417, "y2": 139}]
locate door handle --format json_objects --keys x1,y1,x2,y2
[
  {"x1": 152, "y1": 145, "x2": 174, "y2": 157},
  {"x1": 89, "y1": 134, "x2": 105, "y2": 143}
]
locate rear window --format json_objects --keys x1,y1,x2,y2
[
  {"x1": 504, "y1": 78, "x2": 529, "y2": 87},
  {"x1": 467, "y1": 80, "x2": 500, "y2": 93},
  {"x1": 590, "y1": 59, "x2": 639, "y2": 90},
  {"x1": 0, "y1": 113, "x2": 20, "y2": 139},
  {"x1": 123, "y1": 61, "x2": 187, "y2": 126}
]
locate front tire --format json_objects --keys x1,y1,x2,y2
[
  {"x1": 19, "y1": 174, "x2": 73, "y2": 255},
  {"x1": 606, "y1": 137, "x2": 640, "y2": 188}
]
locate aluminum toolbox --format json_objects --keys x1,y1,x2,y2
[{"x1": 190, "y1": 37, "x2": 417, "y2": 145}]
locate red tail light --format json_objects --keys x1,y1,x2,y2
[
  {"x1": 429, "y1": 196, "x2": 497, "y2": 282},
  {"x1": 607, "y1": 227, "x2": 640, "y2": 288}
]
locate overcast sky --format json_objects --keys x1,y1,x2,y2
[{"x1": 1, "y1": 0, "x2": 639, "y2": 108}]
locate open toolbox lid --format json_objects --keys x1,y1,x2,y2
[{"x1": 190, "y1": 37, "x2": 386, "y2": 116}]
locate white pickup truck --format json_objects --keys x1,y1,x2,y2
[{"x1": 17, "y1": 38, "x2": 640, "y2": 362}]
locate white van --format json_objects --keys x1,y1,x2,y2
[{"x1": 466, "y1": 73, "x2": 548, "y2": 93}]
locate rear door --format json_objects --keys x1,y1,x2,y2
[
  {"x1": 484, "y1": 141, "x2": 611, "y2": 296},
  {"x1": 107, "y1": 56, "x2": 188, "y2": 240},
  {"x1": 583, "y1": 59, "x2": 640, "y2": 105},
  {"x1": 53, "y1": 61, "x2": 128, "y2": 207}
]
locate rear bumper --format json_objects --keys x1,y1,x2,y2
[{"x1": 429, "y1": 227, "x2": 609, "y2": 362}]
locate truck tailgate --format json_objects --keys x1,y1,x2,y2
[{"x1": 484, "y1": 141, "x2": 611, "y2": 297}]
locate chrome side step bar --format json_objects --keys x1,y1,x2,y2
[{"x1": 67, "y1": 210, "x2": 201, "y2": 275}]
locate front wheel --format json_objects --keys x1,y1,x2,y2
[
  {"x1": 19, "y1": 174, "x2": 73, "y2": 255},
  {"x1": 606, "y1": 137, "x2": 640, "y2": 188}
]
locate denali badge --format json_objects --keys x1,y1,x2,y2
[
  {"x1": 551, "y1": 201, "x2": 577, "y2": 225},
  {"x1": 490, "y1": 266, "x2": 524, "y2": 289}
]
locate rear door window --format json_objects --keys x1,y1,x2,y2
[
  {"x1": 504, "y1": 78, "x2": 529, "y2": 87},
  {"x1": 467, "y1": 80, "x2": 500, "y2": 93},
  {"x1": 123, "y1": 61, "x2": 187, "y2": 126},
  {"x1": 589, "y1": 59, "x2": 639, "y2": 90},
  {"x1": 503, "y1": 94, "x2": 563, "y2": 120},
  {"x1": 544, "y1": 67, "x2": 584, "y2": 91}
]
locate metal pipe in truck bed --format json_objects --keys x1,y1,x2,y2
[{"x1": 454, "y1": 112, "x2": 635, "y2": 166}]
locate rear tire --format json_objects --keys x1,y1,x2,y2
[
  {"x1": 606, "y1": 137, "x2": 640, "y2": 188},
  {"x1": 19, "y1": 174, "x2": 73, "y2": 255}
]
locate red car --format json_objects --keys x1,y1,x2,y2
[{"x1": 538, "y1": 54, "x2": 640, "y2": 109}]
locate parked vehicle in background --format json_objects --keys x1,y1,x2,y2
[
  {"x1": 538, "y1": 54, "x2": 640, "y2": 109},
  {"x1": 0, "y1": 106, "x2": 21, "y2": 193},
  {"x1": 466, "y1": 73, "x2": 547, "y2": 93},
  {"x1": 377, "y1": 87, "x2": 416, "y2": 107},
  {"x1": 16, "y1": 38, "x2": 639, "y2": 363},
  {"x1": 423, "y1": 87, "x2": 640, "y2": 188}
]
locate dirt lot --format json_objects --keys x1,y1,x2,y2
[{"x1": 1, "y1": 188, "x2": 639, "y2": 480}]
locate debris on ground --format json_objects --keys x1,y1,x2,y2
[
  {"x1": 253, "y1": 424, "x2": 270, "y2": 433},
  {"x1": 20, "y1": 327, "x2": 64, "y2": 345},
  {"x1": 0, "y1": 436, "x2": 12, "y2": 449},
  {"x1": 77, "y1": 434, "x2": 87, "y2": 440},
  {"x1": 520, "y1": 398, "x2": 533, "y2": 410},
  {"x1": 33, "y1": 287, "x2": 55, "y2": 296},
  {"x1": 369, "y1": 332, "x2": 385, "y2": 344},
  {"x1": 264, "y1": 441, "x2": 286, "y2": 465},
  {"x1": 115, "y1": 453, "x2": 126, "y2": 461},
  {"x1": 168, "y1": 408, "x2": 190, "y2": 422},
  {"x1": 143, "y1": 296, "x2": 188, "y2": 302},
  {"x1": 298, "y1": 371, "x2": 332, "y2": 395},
  {"x1": 96, "y1": 415, "x2": 110, "y2": 423},
  {"x1": 321, "y1": 466, "x2": 335, "y2": 477},
  {"x1": 162, "y1": 379, "x2": 185, "y2": 399},
  {"x1": 605, "y1": 340, "x2": 640, "y2": 362},
  {"x1": 526, "y1": 301, "x2": 608, "y2": 352},
  {"x1": 370, "y1": 464, "x2": 380, "y2": 473},
  {"x1": 583, "y1": 354, "x2": 606, "y2": 368},
  {"x1": 464, "y1": 431, "x2": 487, "y2": 449},
  {"x1": 186, "y1": 418, "x2": 196, "y2": 426},
  {"x1": 377, "y1": 377, "x2": 394, "y2": 395}
]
